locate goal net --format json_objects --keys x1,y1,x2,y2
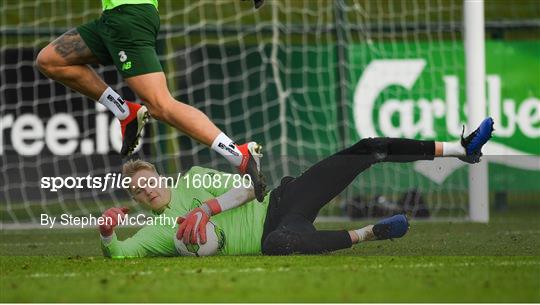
[{"x1": 2, "y1": 0, "x2": 536, "y2": 225}]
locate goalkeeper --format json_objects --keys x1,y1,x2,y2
[
  {"x1": 99, "y1": 118, "x2": 494, "y2": 257},
  {"x1": 35, "y1": 0, "x2": 266, "y2": 201}
]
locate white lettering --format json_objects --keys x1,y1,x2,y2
[
  {"x1": 40, "y1": 214, "x2": 56, "y2": 228},
  {"x1": 11, "y1": 114, "x2": 44, "y2": 156},
  {"x1": 64, "y1": 177, "x2": 76, "y2": 189},
  {"x1": 354, "y1": 60, "x2": 539, "y2": 144},
  {"x1": 40, "y1": 177, "x2": 51, "y2": 190},
  {"x1": 379, "y1": 99, "x2": 407, "y2": 137},
  {"x1": 0, "y1": 114, "x2": 14, "y2": 155},
  {"x1": 147, "y1": 177, "x2": 158, "y2": 188},
  {"x1": 50, "y1": 177, "x2": 63, "y2": 192},
  {"x1": 354, "y1": 59, "x2": 426, "y2": 138},
  {"x1": 517, "y1": 97, "x2": 540, "y2": 137},
  {"x1": 60, "y1": 214, "x2": 70, "y2": 225},
  {"x1": 45, "y1": 113, "x2": 79, "y2": 155}
]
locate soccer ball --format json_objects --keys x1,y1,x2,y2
[{"x1": 174, "y1": 221, "x2": 225, "y2": 257}]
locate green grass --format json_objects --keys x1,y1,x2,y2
[{"x1": 1, "y1": 207, "x2": 539, "y2": 302}]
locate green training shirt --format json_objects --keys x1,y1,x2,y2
[
  {"x1": 101, "y1": 166, "x2": 270, "y2": 258},
  {"x1": 101, "y1": 0, "x2": 158, "y2": 11}
]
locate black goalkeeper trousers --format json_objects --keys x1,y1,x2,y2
[{"x1": 261, "y1": 137, "x2": 435, "y2": 255}]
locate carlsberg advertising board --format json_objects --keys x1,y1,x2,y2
[{"x1": 348, "y1": 40, "x2": 539, "y2": 190}]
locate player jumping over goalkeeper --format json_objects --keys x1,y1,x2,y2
[
  {"x1": 35, "y1": 0, "x2": 266, "y2": 201},
  {"x1": 98, "y1": 118, "x2": 494, "y2": 257}
]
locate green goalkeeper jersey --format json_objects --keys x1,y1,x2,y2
[
  {"x1": 101, "y1": 0, "x2": 158, "y2": 10},
  {"x1": 101, "y1": 166, "x2": 270, "y2": 258}
]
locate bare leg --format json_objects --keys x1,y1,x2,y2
[
  {"x1": 125, "y1": 72, "x2": 221, "y2": 146},
  {"x1": 435, "y1": 142, "x2": 443, "y2": 156},
  {"x1": 348, "y1": 225, "x2": 375, "y2": 244},
  {"x1": 126, "y1": 72, "x2": 267, "y2": 202},
  {"x1": 35, "y1": 28, "x2": 107, "y2": 100},
  {"x1": 349, "y1": 231, "x2": 360, "y2": 243}
]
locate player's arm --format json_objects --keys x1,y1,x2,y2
[
  {"x1": 206, "y1": 181, "x2": 256, "y2": 213},
  {"x1": 99, "y1": 207, "x2": 148, "y2": 259},
  {"x1": 178, "y1": 167, "x2": 255, "y2": 244},
  {"x1": 177, "y1": 184, "x2": 255, "y2": 244}
]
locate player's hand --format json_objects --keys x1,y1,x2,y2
[
  {"x1": 99, "y1": 207, "x2": 129, "y2": 237},
  {"x1": 176, "y1": 207, "x2": 211, "y2": 245}
]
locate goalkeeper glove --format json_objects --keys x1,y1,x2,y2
[
  {"x1": 176, "y1": 199, "x2": 221, "y2": 244},
  {"x1": 99, "y1": 207, "x2": 129, "y2": 237}
]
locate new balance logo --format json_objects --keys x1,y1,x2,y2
[
  {"x1": 118, "y1": 51, "x2": 132, "y2": 70},
  {"x1": 218, "y1": 142, "x2": 239, "y2": 156},
  {"x1": 122, "y1": 61, "x2": 132, "y2": 71},
  {"x1": 107, "y1": 95, "x2": 126, "y2": 113}
]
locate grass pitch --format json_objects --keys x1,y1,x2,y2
[{"x1": 1, "y1": 207, "x2": 539, "y2": 303}]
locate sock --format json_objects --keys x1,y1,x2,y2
[
  {"x1": 442, "y1": 141, "x2": 465, "y2": 156},
  {"x1": 354, "y1": 225, "x2": 375, "y2": 243},
  {"x1": 211, "y1": 132, "x2": 244, "y2": 167},
  {"x1": 98, "y1": 87, "x2": 129, "y2": 120}
]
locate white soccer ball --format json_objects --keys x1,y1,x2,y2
[{"x1": 174, "y1": 221, "x2": 225, "y2": 257}]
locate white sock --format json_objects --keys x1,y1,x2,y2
[
  {"x1": 211, "y1": 132, "x2": 243, "y2": 167},
  {"x1": 354, "y1": 225, "x2": 375, "y2": 243},
  {"x1": 442, "y1": 141, "x2": 465, "y2": 157},
  {"x1": 97, "y1": 87, "x2": 129, "y2": 120}
]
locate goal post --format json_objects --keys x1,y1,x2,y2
[{"x1": 464, "y1": 0, "x2": 489, "y2": 223}]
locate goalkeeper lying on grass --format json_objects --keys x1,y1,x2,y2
[{"x1": 99, "y1": 118, "x2": 494, "y2": 258}]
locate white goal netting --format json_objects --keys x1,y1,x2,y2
[{"x1": 6, "y1": 0, "x2": 533, "y2": 225}]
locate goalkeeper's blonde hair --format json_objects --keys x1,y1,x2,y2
[{"x1": 122, "y1": 159, "x2": 157, "y2": 178}]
